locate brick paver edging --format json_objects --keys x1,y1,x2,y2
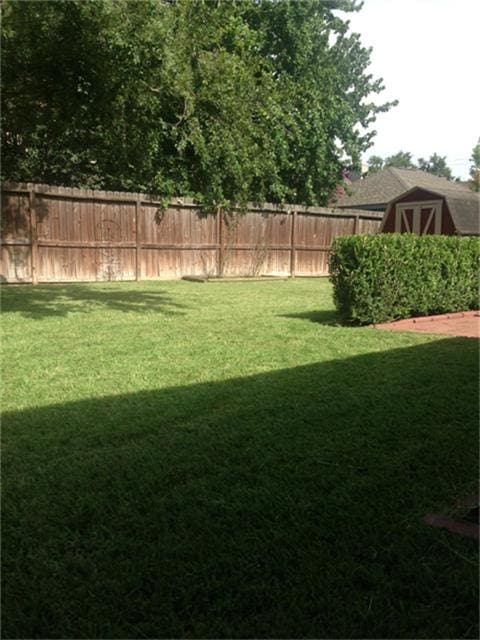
[
  {"x1": 373, "y1": 310, "x2": 479, "y2": 338},
  {"x1": 375, "y1": 310, "x2": 479, "y2": 328}
]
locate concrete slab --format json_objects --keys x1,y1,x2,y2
[{"x1": 374, "y1": 311, "x2": 479, "y2": 338}]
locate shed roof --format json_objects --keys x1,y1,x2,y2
[
  {"x1": 336, "y1": 167, "x2": 469, "y2": 208},
  {"x1": 386, "y1": 186, "x2": 480, "y2": 235}
]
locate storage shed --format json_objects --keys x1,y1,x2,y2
[{"x1": 380, "y1": 186, "x2": 480, "y2": 236}]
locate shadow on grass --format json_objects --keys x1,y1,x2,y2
[
  {"x1": 2, "y1": 339, "x2": 478, "y2": 639},
  {"x1": 0, "y1": 284, "x2": 185, "y2": 319},
  {"x1": 280, "y1": 309, "x2": 340, "y2": 325}
]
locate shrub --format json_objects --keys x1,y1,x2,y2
[{"x1": 329, "y1": 233, "x2": 480, "y2": 325}]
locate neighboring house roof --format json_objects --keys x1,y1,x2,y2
[
  {"x1": 345, "y1": 169, "x2": 362, "y2": 182},
  {"x1": 335, "y1": 167, "x2": 470, "y2": 209}
]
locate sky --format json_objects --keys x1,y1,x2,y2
[{"x1": 342, "y1": 0, "x2": 479, "y2": 179}]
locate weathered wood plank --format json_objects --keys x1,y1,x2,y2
[
  {"x1": 135, "y1": 200, "x2": 141, "y2": 281},
  {"x1": 1, "y1": 182, "x2": 382, "y2": 283},
  {"x1": 290, "y1": 210, "x2": 297, "y2": 277},
  {"x1": 29, "y1": 189, "x2": 38, "y2": 284}
]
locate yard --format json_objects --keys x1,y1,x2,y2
[{"x1": 1, "y1": 278, "x2": 478, "y2": 639}]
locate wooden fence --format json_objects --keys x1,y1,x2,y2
[{"x1": 1, "y1": 183, "x2": 383, "y2": 283}]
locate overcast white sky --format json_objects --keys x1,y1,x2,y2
[{"x1": 343, "y1": 0, "x2": 479, "y2": 179}]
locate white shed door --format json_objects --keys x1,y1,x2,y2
[{"x1": 395, "y1": 200, "x2": 443, "y2": 235}]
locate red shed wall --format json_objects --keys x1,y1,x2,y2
[{"x1": 382, "y1": 188, "x2": 456, "y2": 235}]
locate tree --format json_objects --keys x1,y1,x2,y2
[
  {"x1": 417, "y1": 153, "x2": 452, "y2": 179},
  {"x1": 365, "y1": 151, "x2": 414, "y2": 175},
  {"x1": 367, "y1": 155, "x2": 384, "y2": 173},
  {"x1": 366, "y1": 150, "x2": 456, "y2": 179},
  {"x1": 1, "y1": 0, "x2": 396, "y2": 208},
  {"x1": 383, "y1": 151, "x2": 416, "y2": 169},
  {"x1": 469, "y1": 140, "x2": 480, "y2": 192}
]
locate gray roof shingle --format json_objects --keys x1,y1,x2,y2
[
  {"x1": 336, "y1": 167, "x2": 470, "y2": 208},
  {"x1": 445, "y1": 191, "x2": 480, "y2": 235}
]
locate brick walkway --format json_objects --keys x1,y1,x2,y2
[{"x1": 374, "y1": 311, "x2": 480, "y2": 338}]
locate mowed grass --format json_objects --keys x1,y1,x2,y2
[{"x1": 1, "y1": 279, "x2": 478, "y2": 639}]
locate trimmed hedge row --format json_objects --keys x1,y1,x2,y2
[{"x1": 329, "y1": 234, "x2": 479, "y2": 325}]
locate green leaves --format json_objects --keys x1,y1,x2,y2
[
  {"x1": 329, "y1": 234, "x2": 480, "y2": 324},
  {"x1": 469, "y1": 140, "x2": 480, "y2": 192},
  {"x1": 368, "y1": 151, "x2": 455, "y2": 179},
  {"x1": 417, "y1": 153, "x2": 453, "y2": 179},
  {"x1": 2, "y1": 0, "x2": 394, "y2": 208}
]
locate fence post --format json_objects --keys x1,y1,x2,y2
[
  {"x1": 217, "y1": 206, "x2": 223, "y2": 277},
  {"x1": 135, "y1": 199, "x2": 141, "y2": 281},
  {"x1": 290, "y1": 210, "x2": 297, "y2": 277},
  {"x1": 29, "y1": 188, "x2": 38, "y2": 284},
  {"x1": 353, "y1": 214, "x2": 359, "y2": 235}
]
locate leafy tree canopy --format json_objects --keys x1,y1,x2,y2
[
  {"x1": 1, "y1": 0, "x2": 395, "y2": 208},
  {"x1": 367, "y1": 150, "x2": 455, "y2": 179},
  {"x1": 383, "y1": 151, "x2": 416, "y2": 169},
  {"x1": 367, "y1": 150, "x2": 416, "y2": 173},
  {"x1": 469, "y1": 139, "x2": 480, "y2": 192},
  {"x1": 417, "y1": 153, "x2": 452, "y2": 179},
  {"x1": 365, "y1": 155, "x2": 384, "y2": 173}
]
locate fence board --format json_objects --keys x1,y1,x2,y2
[
  {"x1": 2, "y1": 191, "x2": 30, "y2": 242},
  {"x1": 295, "y1": 249, "x2": 330, "y2": 276},
  {"x1": 1, "y1": 245, "x2": 32, "y2": 283},
  {"x1": 141, "y1": 248, "x2": 217, "y2": 280},
  {"x1": 1, "y1": 183, "x2": 382, "y2": 283},
  {"x1": 358, "y1": 217, "x2": 382, "y2": 235}
]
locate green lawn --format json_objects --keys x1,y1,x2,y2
[{"x1": 1, "y1": 279, "x2": 478, "y2": 639}]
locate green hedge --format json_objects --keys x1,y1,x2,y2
[{"x1": 329, "y1": 234, "x2": 480, "y2": 325}]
